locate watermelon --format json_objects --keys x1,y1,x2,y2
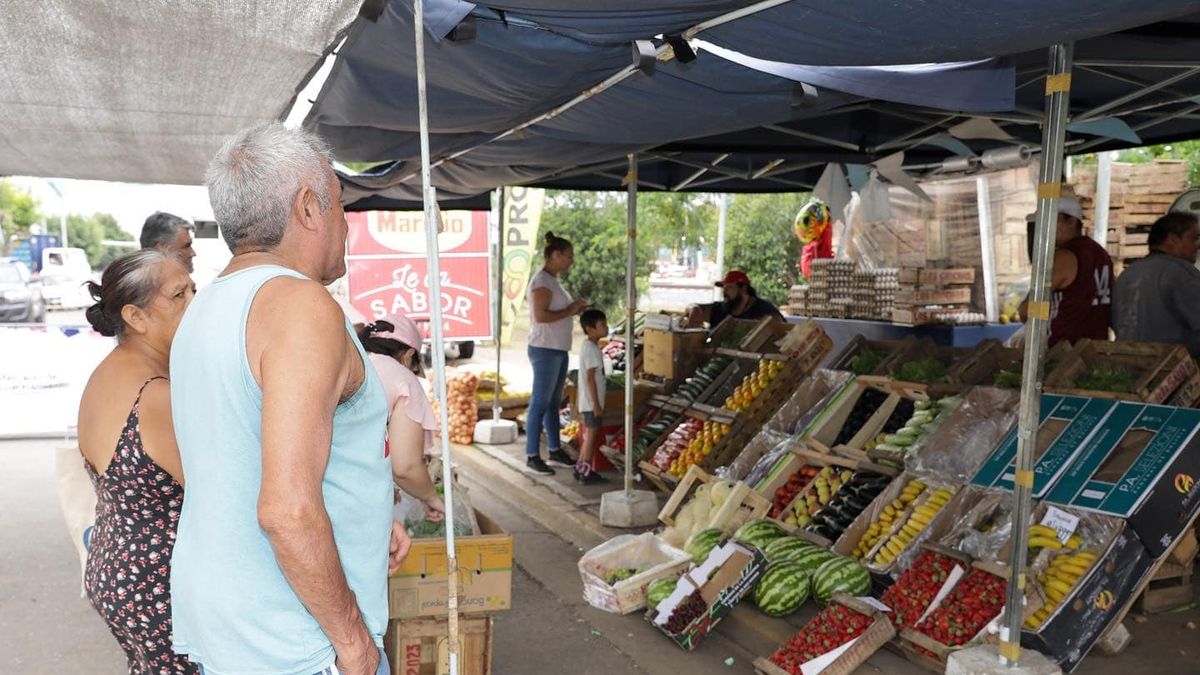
[
  {"x1": 812, "y1": 556, "x2": 871, "y2": 605},
  {"x1": 763, "y1": 536, "x2": 819, "y2": 564},
  {"x1": 753, "y1": 561, "x2": 811, "y2": 617},
  {"x1": 685, "y1": 527, "x2": 724, "y2": 564},
  {"x1": 646, "y1": 577, "x2": 678, "y2": 608},
  {"x1": 791, "y1": 547, "x2": 837, "y2": 575},
  {"x1": 733, "y1": 519, "x2": 789, "y2": 551}
]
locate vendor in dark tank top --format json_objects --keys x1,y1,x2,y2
[{"x1": 1019, "y1": 198, "x2": 1113, "y2": 346}]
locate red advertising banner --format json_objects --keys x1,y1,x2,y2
[{"x1": 346, "y1": 210, "x2": 493, "y2": 341}]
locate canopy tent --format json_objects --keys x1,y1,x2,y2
[
  {"x1": 305, "y1": 2, "x2": 1200, "y2": 209},
  {"x1": 0, "y1": 1, "x2": 361, "y2": 184}
]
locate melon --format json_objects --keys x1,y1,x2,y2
[
  {"x1": 685, "y1": 527, "x2": 724, "y2": 565},
  {"x1": 812, "y1": 556, "x2": 871, "y2": 605},
  {"x1": 753, "y1": 561, "x2": 811, "y2": 617}
]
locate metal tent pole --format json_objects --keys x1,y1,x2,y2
[
  {"x1": 494, "y1": 188, "x2": 505, "y2": 422},
  {"x1": 624, "y1": 153, "x2": 638, "y2": 493},
  {"x1": 976, "y1": 175, "x2": 999, "y2": 323},
  {"x1": 714, "y1": 193, "x2": 728, "y2": 301},
  {"x1": 1094, "y1": 151, "x2": 1114, "y2": 247},
  {"x1": 1001, "y1": 41, "x2": 1074, "y2": 669},
  {"x1": 413, "y1": 0, "x2": 460, "y2": 671}
]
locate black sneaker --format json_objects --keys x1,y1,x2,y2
[
  {"x1": 547, "y1": 449, "x2": 576, "y2": 466},
  {"x1": 575, "y1": 469, "x2": 609, "y2": 485},
  {"x1": 526, "y1": 456, "x2": 555, "y2": 476}
]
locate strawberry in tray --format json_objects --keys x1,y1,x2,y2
[
  {"x1": 913, "y1": 568, "x2": 1007, "y2": 651},
  {"x1": 879, "y1": 549, "x2": 959, "y2": 630},
  {"x1": 769, "y1": 602, "x2": 874, "y2": 674}
]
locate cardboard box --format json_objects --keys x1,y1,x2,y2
[
  {"x1": 644, "y1": 329, "x2": 707, "y2": 379},
  {"x1": 384, "y1": 615, "x2": 492, "y2": 675},
  {"x1": 389, "y1": 512, "x2": 513, "y2": 619},
  {"x1": 647, "y1": 541, "x2": 768, "y2": 650},
  {"x1": 970, "y1": 395, "x2": 1112, "y2": 499},
  {"x1": 578, "y1": 533, "x2": 692, "y2": 615},
  {"x1": 1020, "y1": 522, "x2": 1154, "y2": 672},
  {"x1": 919, "y1": 267, "x2": 976, "y2": 285},
  {"x1": 895, "y1": 287, "x2": 973, "y2": 306},
  {"x1": 1042, "y1": 402, "x2": 1200, "y2": 557}
]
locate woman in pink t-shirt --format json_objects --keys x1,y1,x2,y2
[{"x1": 358, "y1": 314, "x2": 444, "y2": 519}]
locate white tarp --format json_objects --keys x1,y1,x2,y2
[{"x1": 0, "y1": 1, "x2": 361, "y2": 184}]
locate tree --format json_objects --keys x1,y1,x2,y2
[
  {"x1": 637, "y1": 192, "x2": 717, "y2": 253},
  {"x1": 538, "y1": 191, "x2": 655, "y2": 314},
  {"x1": 0, "y1": 179, "x2": 43, "y2": 238},
  {"x1": 723, "y1": 193, "x2": 809, "y2": 306},
  {"x1": 68, "y1": 213, "x2": 135, "y2": 269}
]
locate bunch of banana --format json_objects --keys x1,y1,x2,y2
[
  {"x1": 1024, "y1": 549, "x2": 1098, "y2": 629},
  {"x1": 871, "y1": 486, "x2": 955, "y2": 567},
  {"x1": 852, "y1": 480, "x2": 926, "y2": 559},
  {"x1": 1027, "y1": 524, "x2": 1083, "y2": 552}
]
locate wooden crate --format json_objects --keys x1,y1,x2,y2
[
  {"x1": 639, "y1": 461, "x2": 678, "y2": 493},
  {"x1": 384, "y1": 615, "x2": 492, "y2": 675},
  {"x1": 658, "y1": 464, "x2": 771, "y2": 534},
  {"x1": 1135, "y1": 560, "x2": 1195, "y2": 614},
  {"x1": 753, "y1": 595, "x2": 896, "y2": 675},
  {"x1": 1044, "y1": 340, "x2": 1197, "y2": 404},
  {"x1": 701, "y1": 358, "x2": 814, "y2": 471},
  {"x1": 827, "y1": 334, "x2": 920, "y2": 375},
  {"x1": 708, "y1": 317, "x2": 771, "y2": 351}
]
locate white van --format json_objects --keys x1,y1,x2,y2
[{"x1": 39, "y1": 247, "x2": 93, "y2": 309}]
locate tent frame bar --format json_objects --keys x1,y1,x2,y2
[{"x1": 673, "y1": 153, "x2": 731, "y2": 190}]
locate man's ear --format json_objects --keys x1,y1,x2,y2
[{"x1": 293, "y1": 185, "x2": 320, "y2": 233}]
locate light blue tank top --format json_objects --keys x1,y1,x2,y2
[{"x1": 169, "y1": 265, "x2": 390, "y2": 675}]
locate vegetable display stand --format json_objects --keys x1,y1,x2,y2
[
  {"x1": 827, "y1": 335, "x2": 919, "y2": 376},
  {"x1": 832, "y1": 473, "x2": 962, "y2": 572},
  {"x1": 880, "y1": 343, "x2": 975, "y2": 395},
  {"x1": 1043, "y1": 339, "x2": 1197, "y2": 404},
  {"x1": 578, "y1": 533, "x2": 692, "y2": 615},
  {"x1": 950, "y1": 340, "x2": 1024, "y2": 389},
  {"x1": 806, "y1": 378, "x2": 928, "y2": 462},
  {"x1": 756, "y1": 446, "x2": 860, "y2": 517},
  {"x1": 709, "y1": 317, "x2": 771, "y2": 352},
  {"x1": 701, "y1": 358, "x2": 815, "y2": 472},
  {"x1": 640, "y1": 461, "x2": 680, "y2": 493},
  {"x1": 755, "y1": 594, "x2": 895, "y2": 675},
  {"x1": 877, "y1": 545, "x2": 973, "y2": 632},
  {"x1": 648, "y1": 541, "x2": 768, "y2": 651}
]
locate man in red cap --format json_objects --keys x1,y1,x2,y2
[{"x1": 686, "y1": 270, "x2": 784, "y2": 328}]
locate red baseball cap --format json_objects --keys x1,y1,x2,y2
[{"x1": 716, "y1": 270, "x2": 751, "y2": 287}]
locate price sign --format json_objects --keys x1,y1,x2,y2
[{"x1": 1040, "y1": 505, "x2": 1080, "y2": 544}]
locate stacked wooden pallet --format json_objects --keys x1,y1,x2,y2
[{"x1": 1071, "y1": 160, "x2": 1189, "y2": 274}]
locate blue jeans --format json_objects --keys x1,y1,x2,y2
[{"x1": 526, "y1": 345, "x2": 570, "y2": 457}]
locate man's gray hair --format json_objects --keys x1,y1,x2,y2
[
  {"x1": 205, "y1": 123, "x2": 334, "y2": 252},
  {"x1": 139, "y1": 211, "x2": 193, "y2": 250}
]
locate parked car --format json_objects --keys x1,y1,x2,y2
[
  {"x1": 38, "y1": 247, "x2": 93, "y2": 310},
  {"x1": 0, "y1": 258, "x2": 46, "y2": 322}
]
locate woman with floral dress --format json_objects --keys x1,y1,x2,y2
[{"x1": 76, "y1": 249, "x2": 197, "y2": 674}]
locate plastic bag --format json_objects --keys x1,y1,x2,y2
[
  {"x1": 908, "y1": 387, "x2": 1020, "y2": 481},
  {"x1": 768, "y1": 369, "x2": 853, "y2": 435},
  {"x1": 395, "y1": 479, "x2": 480, "y2": 539},
  {"x1": 742, "y1": 435, "x2": 809, "y2": 491},
  {"x1": 718, "y1": 429, "x2": 790, "y2": 482},
  {"x1": 578, "y1": 532, "x2": 691, "y2": 614},
  {"x1": 933, "y1": 485, "x2": 1014, "y2": 561}
]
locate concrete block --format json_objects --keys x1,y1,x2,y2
[
  {"x1": 945, "y1": 644, "x2": 1061, "y2": 675},
  {"x1": 599, "y1": 490, "x2": 659, "y2": 528},
  {"x1": 474, "y1": 419, "x2": 518, "y2": 445},
  {"x1": 1096, "y1": 622, "x2": 1132, "y2": 656}
]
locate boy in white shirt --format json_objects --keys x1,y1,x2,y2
[{"x1": 576, "y1": 309, "x2": 609, "y2": 484}]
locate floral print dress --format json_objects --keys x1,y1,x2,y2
[{"x1": 83, "y1": 377, "x2": 198, "y2": 674}]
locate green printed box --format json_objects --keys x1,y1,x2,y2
[
  {"x1": 971, "y1": 395, "x2": 1117, "y2": 498},
  {"x1": 1044, "y1": 402, "x2": 1200, "y2": 557}
]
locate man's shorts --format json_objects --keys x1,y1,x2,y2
[{"x1": 582, "y1": 411, "x2": 602, "y2": 429}]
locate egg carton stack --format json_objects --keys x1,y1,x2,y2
[
  {"x1": 786, "y1": 285, "x2": 809, "y2": 317},
  {"x1": 850, "y1": 268, "x2": 900, "y2": 321}
]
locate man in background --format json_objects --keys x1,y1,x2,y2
[
  {"x1": 140, "y1": 211, "x2": 196, "y2": 273},
  {"x1": 1114, "y1": 212, "x2": 1200, "y2": 355},
  {"x1": 686, "y1": 270, "x2": 783, "y2": 328},
  {"x1": 1019, "y1": 198, "x2": 1113, "y2": 346}
]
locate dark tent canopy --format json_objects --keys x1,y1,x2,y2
[{"x1": 305, "y1": 1, "x2": 1200, "y2": 209}]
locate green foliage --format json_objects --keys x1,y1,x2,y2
[
  {"x1": 68, "y1": 213, "x2": 135, "y2": 269},
  {"x1": 637, "y1": 192, "x2": 716, "y2": 251},
  {"x1": 723, "y1": 193, "x2": 809, "y2": 305},
  {"x1": 0, "y1": 179, "x2": 43, "y2": 237},
  {"x1": 538, "y1": 191, "x2": 654, "y2": 314}
]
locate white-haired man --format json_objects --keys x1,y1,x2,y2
[{"x1": 169, "y1": 123, "x2": 404, "y2": 675}]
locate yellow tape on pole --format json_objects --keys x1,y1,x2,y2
[
  {"x1": 1014, "y1": 469, "x2": 1035, "y2": 488},
  {"x1": 1000, "y1": 640, "x2": 1022, "y2": 662},
  {"x1": 1026, "y1": 302, "x2": 1051, "y2": 321},
  {"x1": 1037, "y1": 182, "x2": 1062, "y2": 199},
  {"x1": 1045, "y1": 73, "x2": 1072, "y2": 95}
]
